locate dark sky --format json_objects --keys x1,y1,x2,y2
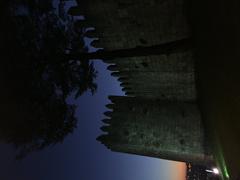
[
  {"x1": 0, "y1": 0, "x2": 186, "y2": 179},
  {"x1": 0, "y1": 60, "x2": 186, "y2": 180}
]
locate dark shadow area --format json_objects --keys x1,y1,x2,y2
[
  {"x1": 0, "y1": 0, "x2": 97, "y2": 159},
  {"x1": 189, "y1": 0, "x2": 240, "y2": 179}
]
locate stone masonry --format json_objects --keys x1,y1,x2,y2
[{"x1": 71, "y1": 0, "x2": 214, "y2": 165}]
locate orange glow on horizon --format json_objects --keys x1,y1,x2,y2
[{"x1": 170, "y1": 162, "x2": 187, "y2": 180}]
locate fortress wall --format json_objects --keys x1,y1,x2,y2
[
  {"x1": 71, "y1": 0, "x2": 196, "y2": 101},
  {"x1": 105, "y1": 51, "x2": 196, "y2": 101},
  {"x1": 98, "y1": 96, "x2": 213, "y2": 164},
  {"x1": 71, "y1": 0, "x2": 214, "y2": 166},
  {"x1": 81, "y1": 0, "x2": 190, "y2": 49}
]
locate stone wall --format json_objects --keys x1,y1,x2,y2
[
  {"x1": 105, "y1": 50, "x2": 196, "y2": 101},
  {"x1": 98, "y1": 96, "x2": 213, "y2": 165},
  {"x1": 82, "y1": 0, "x2": 190, "y2": 50},
  {"x1": 72, "y1": 0, "x2": 196, "y2": 101},
  {"x1": 73, "y1": 0, "x2": 213, "y2": 165}
]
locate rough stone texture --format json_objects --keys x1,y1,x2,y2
[
  {"x1": 72, "y1": 0, "x2": 195, "y2": 101},
  {"x1": 99, "y1": 96, "x2": 213, "y2": 165},
  {"x1": 81, "y1": 0, "x2": 190, "y2": 50},
  {"x1": 74, "y1": 0, "x2": 214, "y2": 165},
  {"x1": 105, "y1": 50, "x2": 196, "y2": 101}
]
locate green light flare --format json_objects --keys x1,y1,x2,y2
[{"x1": 214, "y1": 138, "x2": 230, "y2": 180}]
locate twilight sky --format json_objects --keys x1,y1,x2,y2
[
  {"x1": 0, "y1": 59, "x2": 186, "y2": 180},
  {"x1": 0, "y1": 0, "x2": 186, "y2": 179}
]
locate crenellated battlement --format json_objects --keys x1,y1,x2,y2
[
  {"x1": 77, "y1": 0, "x2": 191, "y2": 50},
  {"x1": 98, "y1": 96, "x2": 214, "y2": 165},
  {"x1": 103, "y1": 51, "x2": 197, "y2": 101},
  {"x1": 71, "y1": 0, "x2": 214, "y2": 166}
]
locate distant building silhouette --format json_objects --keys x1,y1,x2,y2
[{"x1": 186, "y1": 163, "x2": 220, "y2": 180}]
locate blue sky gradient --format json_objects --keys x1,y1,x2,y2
[
  {"x1": 0, "y1": 0, "x2": 186, "y2": 179},
  {"x1": 0, "y1": 60, "x2": 186, "y2": 180}
]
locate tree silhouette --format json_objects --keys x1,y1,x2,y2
[
  {"x1": 0, "y1": 0, "x2": 192, "y2": 159},
  {"x1": 0, "y1": 0, "x2": 97, "y2": 159}
]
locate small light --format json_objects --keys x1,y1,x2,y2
[{"x1": 213, "y1": 168, "x2": 219, "y2": 174}]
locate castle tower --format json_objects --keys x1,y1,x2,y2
[
  {"x1": 70, "y1": 0, "x2": 214, "y2": 166},
  {"x1": 71, "y1": 0, "x2": 196, "y2": 100},
  {"x1": 98, "y1": 96, "x2": 213, "y2": 165}
]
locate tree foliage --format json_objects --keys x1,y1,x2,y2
[{"x1": 0, "y1": 0, "x2": 97, "y2": 159}]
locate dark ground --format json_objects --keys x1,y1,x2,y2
[{"x1": 191, "y1": 0, "x2": 240, "y2": 179}]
